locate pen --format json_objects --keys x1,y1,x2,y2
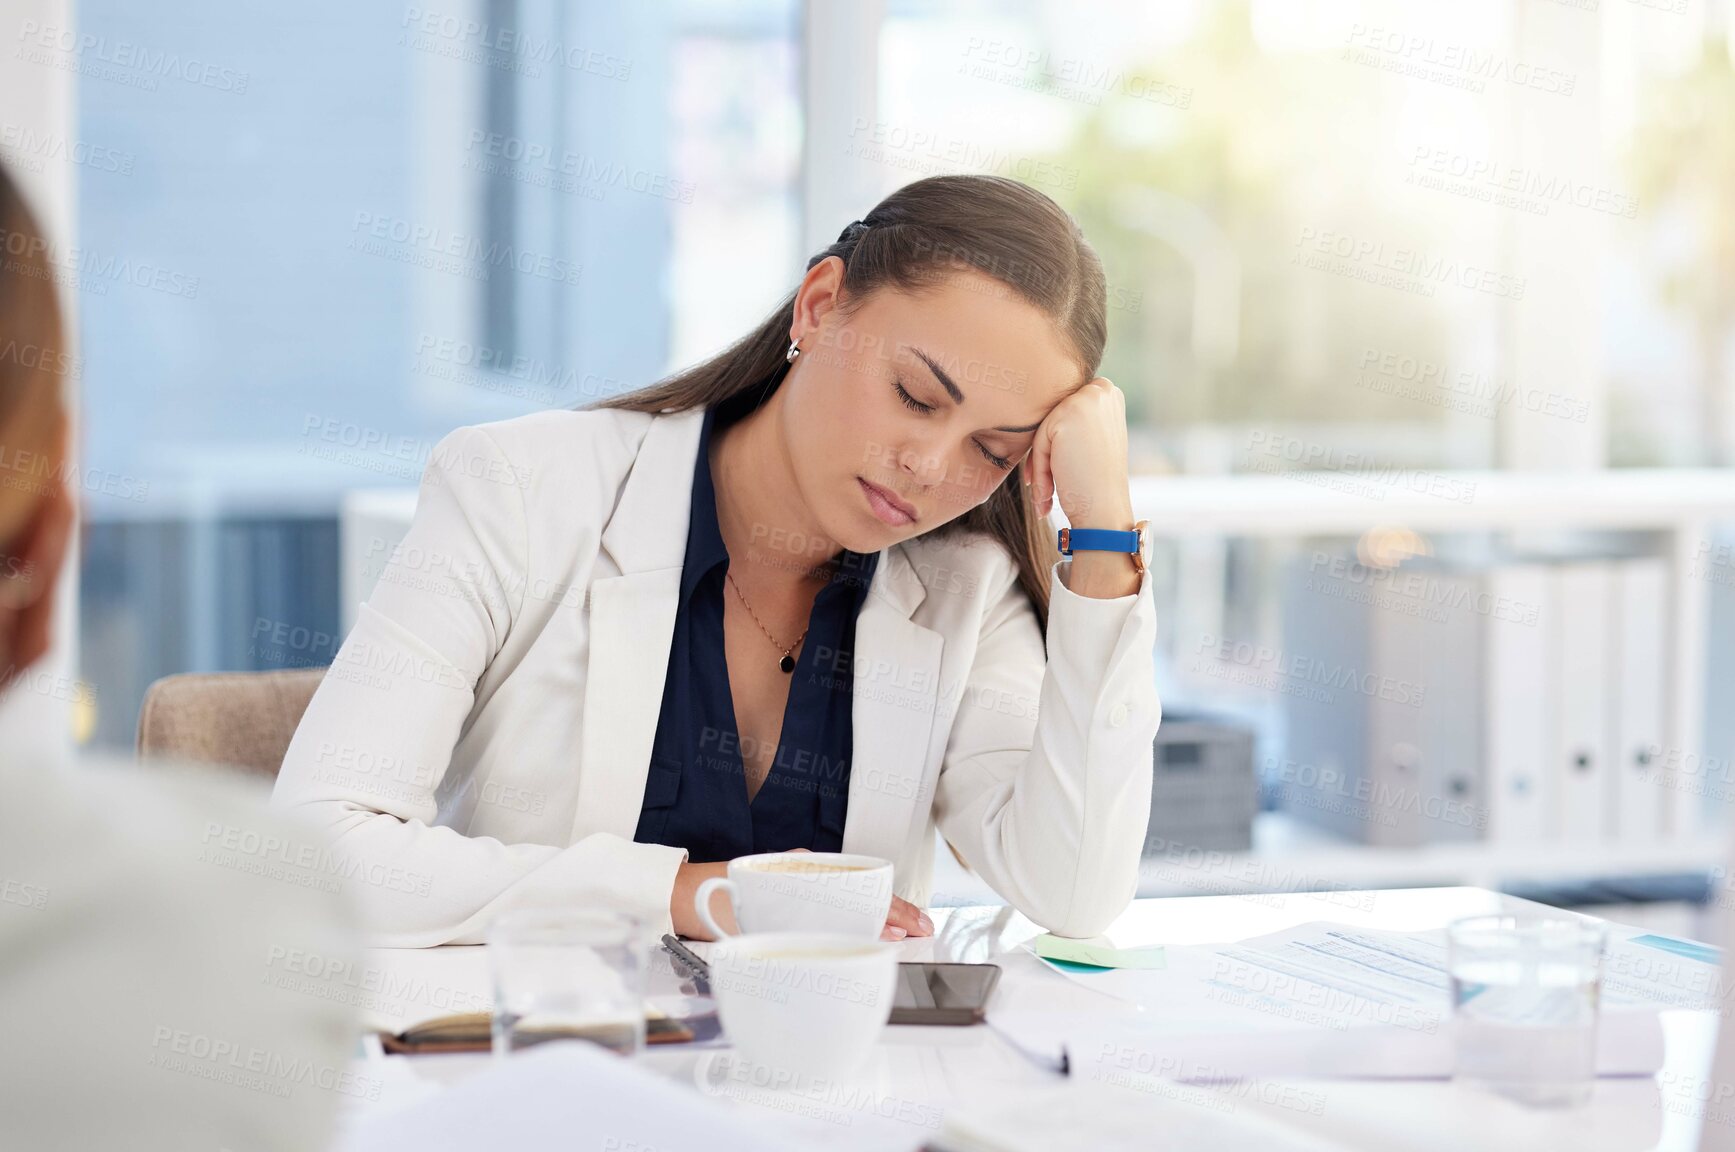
[
  {"x1": 984, "y1": 1020, "x2": 1070, "y2": 1078},
  {"x1": 661, "y1": 933, "x2": 711, "y2": 993}
]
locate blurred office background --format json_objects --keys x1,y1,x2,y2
[{"x1": 10, "y1": 0, "x2": 1735, "y2": 923}]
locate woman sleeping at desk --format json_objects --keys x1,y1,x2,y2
[{"x1": 272, "y1": 174, "x2": 1162, "y2": 947}]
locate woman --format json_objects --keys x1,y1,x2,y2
[{"x1": 275, "y1": 174, "x2": 1161, "y2": 946}]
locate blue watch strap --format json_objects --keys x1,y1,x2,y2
[{"x1": 1057, "y1": 527, "x2": 1138, "y2": 556}]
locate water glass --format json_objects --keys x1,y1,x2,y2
[
  {"x1": 488, "y1": 907, "x2": 646, "y2": 1058},
  {"x1": 1445, "y1": 913, "x2": 1608, "y2": 1107}
]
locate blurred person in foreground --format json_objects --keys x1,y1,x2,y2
[{"x1": 0, "y1": 165, "x2": 361, "y2": 1151}]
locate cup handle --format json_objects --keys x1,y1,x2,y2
[{"x1": 694, "y1": 876, "x2": 738, "y2": 939}]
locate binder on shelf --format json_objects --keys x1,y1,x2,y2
[
  {"x1": 1484, "y1": 565, "x2": 1553, "y2": 844},
  {"x1": 1552, "y1": 563, "x2": 1614, "y2": 841},
  {"x1": 1610, "y1": 559, "x2": 1669, "y2": 843},
  {"x1": 1278, "y1": 554, "x2": 1485, "y2": 848},
  {"x1": 1277, "y1": 555, "x2": 1377, "y2": 844},
  {"x1": 1398, "y1": 565, "x2": 1483, "y2": 847},
  {"x1": 1366, "y1": 580, "x2": 1431, "y2": 846}
]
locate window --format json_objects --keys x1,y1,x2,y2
[{"x1": 71, "y1": 0, "x2": 798, "y2": 747}]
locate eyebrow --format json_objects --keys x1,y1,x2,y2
[{"x1": 910, "y1": 347, "x2": 1043, "y2": 434}]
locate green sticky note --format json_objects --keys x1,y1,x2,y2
[
  {"x1": 1031, "y1": 934, "x2": 1167, "y2": 970},
  {"x1": 1041, "y1": 957, "x2": 1118, "y2": 974}
]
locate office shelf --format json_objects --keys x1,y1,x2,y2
[
  {"x1": 927, "y1": 816, "x2": 1728, "y2": 909},
  {"x1": 1143, "y1": 812, "x2": 1726, "y2": 896},
  {"x1": 1128, "y1": 468, "x2": 1735, "y2": 535},
  {"x1": 1126, "y1": 468, "x2": 1735, "y2": 852}
]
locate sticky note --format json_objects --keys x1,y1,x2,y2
[{"x1": 1030, "y1": 934, "x2": 1167, "y2": 970}]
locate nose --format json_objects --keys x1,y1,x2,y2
[{"x1": 896, "y1": 443, "x2": 945, "y2": 483}]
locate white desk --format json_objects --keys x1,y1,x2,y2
[{"x1": 343, "y1": 887, "x2": 1719, "y2": 1152}]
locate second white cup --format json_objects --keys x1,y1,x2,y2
[
  {"x1": 694, "y1": 851, "x2": 893, "y2": 940},
  {"x1": 709, "y1": 931, "x2": 897, "y2": 1081}
]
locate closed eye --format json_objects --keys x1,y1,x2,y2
[
  {"x1": 892, "y1": 378, "x2": 933, "y2": 414},
  {"x1": 892, "y1": 377, "x2": 1014, "y2": 471}
]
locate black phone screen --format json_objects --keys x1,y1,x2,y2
[{"x1": 890, "y1": 962, "x2": 1002, "y2": 1025}]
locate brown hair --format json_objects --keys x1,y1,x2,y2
[
  {"x1": 585, "y1": 174, "x2": 1107, "y2": 634},
  {"x1": 0, "y1": 165, "x2": 71, "y2": 546}
]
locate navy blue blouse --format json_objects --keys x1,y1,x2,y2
[{"x1": 631, "y1": 391, "x2": 881, "y2": 863}]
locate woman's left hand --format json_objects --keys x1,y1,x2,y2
[{"x1": 1023, "y1": 376, "x2": 1134, "y2": 529}]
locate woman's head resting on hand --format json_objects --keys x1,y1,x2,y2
[{"x1": 595, "y1": 174, "x2": 1109, "y2": 629}]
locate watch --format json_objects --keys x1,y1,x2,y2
[{"x1": 1058, "y1": 519, "x2": 1150, "y2": 574}]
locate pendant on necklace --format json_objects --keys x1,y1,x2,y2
[{"x1": 779, "y1": 653, "x2": 795, "y2": 674}]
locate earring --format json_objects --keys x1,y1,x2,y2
[{"x1": 786, "y1": 338, "x2": 800, "y2": 363}]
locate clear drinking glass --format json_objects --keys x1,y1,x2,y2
[
  {"x1": 488, "y1": 907, "x2": 646, "y2": 1058},
  {"x1": 1445, "y1": 913, "x2": 1608, "y2": 1107}
]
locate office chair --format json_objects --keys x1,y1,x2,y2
[{"x1": 136, "y1": 668, "x2": 327, "y2": 781}]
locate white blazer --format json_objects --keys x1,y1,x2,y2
[{"x1": 274, "y1": 404, "x2": 1162, "y2": 946}]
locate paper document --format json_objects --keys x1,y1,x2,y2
[
  {"x1": 934, "y1": 1074, "x2": 1356, "y2": 1152},
  {"x1": 999, "y1": 921, "x2": 1694, "y2": 1080},
  {"x1": 335, "y1": 1042, "x2": 806, "y2": 1152},
  {"x1": 1194, "y1": 921, "x2": 1720, "y2": 1015},
  {"x1": 1059, "y1": 1011, "x2": 1662, "y2": 1081},
  {"x1": 1043, "y1": 921, "x2": 1718, "y2": 1019}
]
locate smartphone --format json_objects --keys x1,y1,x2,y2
[{"x1": 889, "y1": 961, "x2": 1002, "y2": 1025}]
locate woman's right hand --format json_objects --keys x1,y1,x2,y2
[{"x1": 670, "y1": 860, "x2": 734, "y2": 940}]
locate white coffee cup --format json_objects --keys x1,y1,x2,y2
[
  {"x1": 708, "y1": 931, "x2": 897, "y2": 1081},
  {"x1": 694, "y1": 851, "x2": 893, "y2": 940}
]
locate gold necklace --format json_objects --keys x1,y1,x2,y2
[{"x1": 726, "y1": 570, "x2": 807, "y2": 673}]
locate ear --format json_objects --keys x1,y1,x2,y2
[
  {"x1": 789, "y1": 255, "x2": 847, "y2": 344},
  {"x1": 0, "y1": 472, "x2": 73, "y2": 674}
]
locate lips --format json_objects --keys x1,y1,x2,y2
[{"x1": 858, "y1": 477, "x2": 917, "y2": 525}]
